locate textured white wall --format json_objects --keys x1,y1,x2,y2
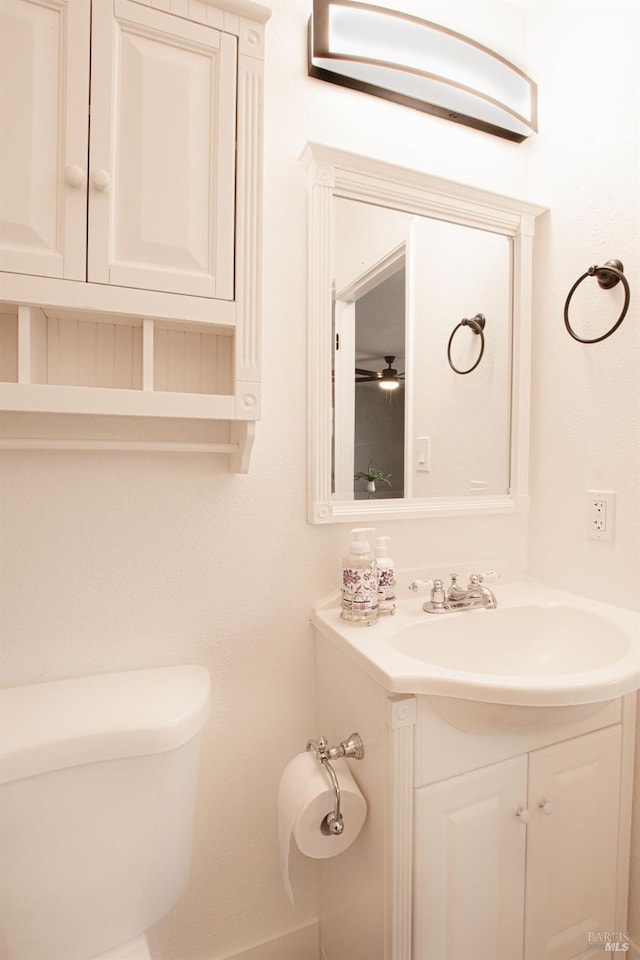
[
  {"x1": 410, "y1": 218, "x2": 511, "y2": 497},
  {"x1": 525, "y1": 0, "x2": 640, "y2": 946},
  {"x1": 333, "y1": 199, "x2": 411, "y2": 292},
  {"x1": 2, "y1": 0, "x2": 637, "y2": 957}
]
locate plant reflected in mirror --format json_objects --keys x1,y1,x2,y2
[{"x1": 354, "y1": 460, "x2": 393, "y2": 499}]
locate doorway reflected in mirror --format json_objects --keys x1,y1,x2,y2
[{"x1": 353, "y1": 269, "x2": 405, "y2": 499}]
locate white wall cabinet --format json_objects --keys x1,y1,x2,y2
[
  {"x1": 414, "y1": 726, "x2": 622, "y2": 960},
  {"x1": 1, "y1": 0, "x2": 235, "y2": 296},
  {"x1": 0, "y1": 0, "x2": 269, "y2": 469},
  {"x1": 90, "y1": 0, "x2": 237, "y2": 299},
  {"x1": 0, "y1": 0, "x2": 90, "y2": 281}
]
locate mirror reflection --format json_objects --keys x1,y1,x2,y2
[{"x1": 332, "y1": 197, "x2": 512, "y2": 502}]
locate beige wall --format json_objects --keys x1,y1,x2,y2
[
  {"x1": 0, "y1": 1, "x2": 637, "y2": 957},
  {"x1": 409, "y1": 217, "x2": 511, "y2": 497},
  {"x1": 525, "y1": 0, "x2": 640, "y2": 946}
]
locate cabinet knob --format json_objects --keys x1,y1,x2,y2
[
  {"x1": 91, "y1": 169, "x2": 110, "y2": 192},
  {"x1": 539, "y1": 799, "x2": 554, "y2": 815},
  {"x1": 516, "y1": 806, "x2": 531, "y2": 824},
  {"x1": 65, "y1": 165, "x2": 86, "y2": 188}
]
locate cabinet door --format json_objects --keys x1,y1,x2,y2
[
  {"x1": 0, "y1": 0, "x2": 89, "y2": 279},
  {"x1": 524, "y1": 725, "x2": 622, "y2": 960},
  {"x1": 414, "y1": 755, "x2": 527, "y2": 960},
  {"x1": 88, "y1": 0, "x2": 237, "y2": 298}
]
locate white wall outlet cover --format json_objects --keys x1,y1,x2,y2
[{"x1": 587, "y1": 490, "x2": 616, "y2": 542}]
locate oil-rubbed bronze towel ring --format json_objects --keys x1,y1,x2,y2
[
  {"x1": 564, "y1": 259, "x2": 630, "y2": 344},
  {"x1": 447, "y1": 313, "x2": 486, "y2": 374}
]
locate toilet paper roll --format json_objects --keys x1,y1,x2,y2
[{"x1": 278, "y1": 751, "x2": 367, "y2": 904}]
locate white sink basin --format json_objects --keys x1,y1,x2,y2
[
  {"x1": 388, "y1": 604, "x2": 630, "y2": 676},
  {"x1": 311, "y1": 578, "x2": 640, "y2": 714}
]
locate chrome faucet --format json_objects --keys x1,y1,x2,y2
[{"x1": 409, "y1": 572, "x2": 499, "y2": 613}]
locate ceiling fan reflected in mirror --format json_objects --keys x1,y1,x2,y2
[{"x1": 355, "y1": 355, "x2": 405, "y2": 391}]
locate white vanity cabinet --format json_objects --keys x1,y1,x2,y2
[
  {"x1": 414, "y1": 754, "x2": 528, "y2": 960},
  {"x1": 314, "y1": 636, "x2": 635, "y2": 960},
  {"x1": 0, "y1": 0, "x2": 269, "y2": 468},
  {"x1": 414, "y1": 725, "x2": 623, "y2": 960},
  {"x1": 524, "y1": 727, "x2": 623, "y2": 960}
]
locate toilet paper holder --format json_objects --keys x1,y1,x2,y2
[{"x1": 306, "y1": 733, "x2": 364, "y2": 836}]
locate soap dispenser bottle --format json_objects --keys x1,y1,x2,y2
[
  {"x1": 341, "y1": 527, "x2": 378, "y2": 625},
  {"x1": 375, "y1": 536, "x2": 396, "y2": 615}
]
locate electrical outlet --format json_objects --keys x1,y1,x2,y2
[
  {"x1": 587, "y1": 490, "x2": 616, "y2": 541},
  {"x1": 592, "y1": 499, "x2": 606, "y2": 531}
]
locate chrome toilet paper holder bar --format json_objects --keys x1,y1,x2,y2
[{"x1": 306, "y1": 733, "x2": 364, "y2": 836}]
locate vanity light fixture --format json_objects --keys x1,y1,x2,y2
[{"x1": 308, "y1": 0, "x2": 537, "y2": 142}]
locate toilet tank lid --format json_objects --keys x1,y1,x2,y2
[{"x1": 0, "y1": 665, "x2": 211, "y2": 785}]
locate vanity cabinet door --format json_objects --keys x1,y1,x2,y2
[
  {"x1": 413, "y1": 755, "x2": 527, "y2": 960},
  {"x1": 524, "y1": 725, "x2": 622, "y2": 960},
  {"x1": 88, "y1": 0, "x2": 237, "y2": 298},
  {"x1": 0, "y1": 0, "x2": 89, "y2": 280}
]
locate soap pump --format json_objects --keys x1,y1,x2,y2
[
  {"x1": 375, "y1": 536, "x2": 396, "y2": 615},
  {"x1": 341, "y1": 527, "x2": 378, "y2": 625}
]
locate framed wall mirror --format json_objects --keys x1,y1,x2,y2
[{"x1": 303, "y1": 142, "x2": 546, "y2": 524}]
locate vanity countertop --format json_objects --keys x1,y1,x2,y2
[{"x1": 311, "y1": 576, "x2": 640, "y2": 707}]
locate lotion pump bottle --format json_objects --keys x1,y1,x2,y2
[
  {"x1": 375, "y1": 536, "x2": 396, "y2": 614},
  {"x1": 341, "y1": 527, "x2": 378, "y2": 625}
]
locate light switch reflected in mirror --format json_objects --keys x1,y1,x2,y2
[{"x1": 304, "y1": 142, "x2": 546, "y2": 523}]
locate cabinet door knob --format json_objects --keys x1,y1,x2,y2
[
  {"x1": 65, "y1": 165, "x2": 86, "y2": 188},
  {"x1": 516, "y1": 806, "x2": 531, "y2": 824},
  {"x1": 539, "y1": 799, "x2": 554, "y2": 815},
  {"x1": 91, "y1": 169, "x2": 110, "y2": 192}
]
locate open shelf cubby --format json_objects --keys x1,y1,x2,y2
[{"x1": 0, "y1": 303, "x2": 253, "y2": 469}]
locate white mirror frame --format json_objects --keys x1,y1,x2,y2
[{"x1": 303, "y1": 142, "x2": 547, "y2": 524}]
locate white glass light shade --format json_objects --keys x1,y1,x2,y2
[
  {"x1": 309, "y1": 0, "x2": 537, "y2": 142},
  {"x1": 379, "y1": 378, "x2": 399, "y2": 390}
]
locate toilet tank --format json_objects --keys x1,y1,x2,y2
[{"x1": 0, "y1": 665, "x2": 211, "y2": 960}]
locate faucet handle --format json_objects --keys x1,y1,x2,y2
[
  {"x1": 409, "y1": 579, "x2": 446, "y2": 606},
  {"x1": 469, "y1": 570, "x2": 501, "y2": 586},
  {"x1": 409, "y1": 579, "x2": 435, "y2": 593}
]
